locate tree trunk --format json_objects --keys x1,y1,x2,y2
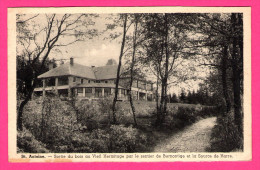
[
  {"x1": 162, "y1": 13, "x2": 170, "y2": 123},
  {"x1": 17, "y1": 78, "x2": 36, "y2": 130},
  {"x1": 156, "y1": 14, "x2": 170, "y2": 127},
  {"x1": 163, "y1": 81, "x2": 168, "y2": 115},
  {"x1": 156, "y1": 74, "x2": 159, "y2": 114},
  {"x1": 231, "y1": 13, "x2": 243, "y2": 133},
  {"x1": 112, "y1": 14, "x2": 128, "y2": 124},
  {"x1": 129, "y1": 94, "x2": 137, "y2": 126},
  {"x1": 128, "y1": 17, "x2": 138, "y2": 126},
  {"x1": 156, "y1": 78, "x2": 165, "y2": 126},
  {"x1": 221, "y1": 45, "x2": 231, "y2": 114}
]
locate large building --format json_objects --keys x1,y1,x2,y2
[{"x1": 34, "y1": 58, "x2": 154, "y2": 101}]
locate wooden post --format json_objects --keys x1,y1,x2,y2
[
  {"x1": 111, "y1": 88, "x2": 115, "y2": 96},
  {"x1": 83, "y1": 88, "x2": 86, "y2": 97},
  {"x1": 119, "y1": 89, "x2": 122, "y2": 98},
  {"x1": 68, "y1": 87, "x2": 71, "y2": 97},
  {"x1": 92, "y1": 87, "x2": 95, "y2": 98},
  {"x1": 102, "y1": 88, "x2": 105, "y2": 98},
  {"x1": 55, "y1": 77, "x2": 58, "y2": 94},
  {"x1": 68, "y1": 76, "x2": 73, "y2": 97},
  {"x1": 42, "y1": 79, "x2": 46, "y2": 97},
  {"x1": 31, "y1": 92, "x2": 34, "y2": 100}
]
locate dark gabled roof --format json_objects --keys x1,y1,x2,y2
[
  {"x1": 37, "y1": 61, "x2": 151, "y2": 84},
  {"x1": 92, "y1": 65, "x2": 124, "y2": 80},
  {"x1": 38, "y1": 63, "x2": 96, "y2": 79},
  {"x1": 38, "y1": 61, "x2": 126, "y2": 80},
  {"x1": 75, "y1": 83, "x2": 125, "y2": 89}
]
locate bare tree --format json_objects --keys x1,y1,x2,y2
[
  {"x1": 112, "y1": 14, "x2": 128, "y2": 124},
  {"x1": 16, "y1": 14, "x2": 97, "y2": 130},
  {"x1": 141, "y1": 13, "x2": 190, "y2": 126},
  {"x1": 127, "y1": 15, "x2": 140, "y2": 126}
]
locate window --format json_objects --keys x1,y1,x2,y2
[
  {"x1": 81, "y1": 79, "x2": 84, "y2": 84},
  {"x1": 85, "y1": 88, "x2": 93, "y2": 97},
  {"x1": 77, "y1": 88, "x2": 83, "y2": 93},
  {"x1": 147, "y1": 83, "x2": 152, "y2": 91},
  {"x1": 104, "y1": 88, "x2": 111, "y2": 97},
  {"x1": 96, "y1": 80, "x2": 101, "y2": 83},
  {"x1": 58, "y1": 77, "x2": 68, "y2": 86},
  {"x1": 95, "y1": 88, "x2": 102, "y2": 97},
  {"x1": 105, "y1": 80, "x2": 108, "y2": 83},
  {"x1": 138, "y1": 81, "x2": 146, "y2": 89},
  {"x1": 46, "y1": 78, "x2": 55, "y2": 86},
  {"x1": 88, "y1": 80, "x2": 91, "y2": 83},
  {"x1": 36, "y1": 81, "x2": 43, "y2": 87},
  {"x1": 58, "y1": 89, "x2": 68, "y2": 97},
  {"x1": 73, "y1": 77, "x2": 76, "y2": 82},
  {"x1": 85, "y1": 88, "x2": 92, "y2": 93}
]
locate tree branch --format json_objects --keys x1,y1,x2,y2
[{"x1": 17, "y1": 14, "x2": 39, "y2": 23}]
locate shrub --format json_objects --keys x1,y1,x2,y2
[
  {"x1": 98, "y1": 98, "x2": 134, "y2": 125},
  {"x1": 17, "y1": 128, "x2": 49, "y2": 153},
  {"x1": 164, "y1": 105, "x2": 219, "y2": 130},
  {"x1": 208, "y1": 115, "x2": 243, "y2": 152},
  {"x1": 68, "y1": 125, "x2": 148, "y2": 153},
  {"x1": 89, "y1": 129, "x2": 110, "y2": 152},
  {"x1": 109, "y1": 125, "x2": 147, "y2": 152},
  {"x1": 76, "y1": 100, "x2": 101, "y2": 130},
  {"x1": 97, "y1": 97, "x2": 117, "y2": 124},
  {"x1": 69, "y1": 132, "x2": 92, "y2": 153},
  {"x1": 165, "y1": 107, "x2": 197, "y2": 130},
  {"x1": 174, "y1": 107, "x2": 197, "y2": 124},
  {"x1": 23, "y1": 96, "x2": 78, "y2": 150},
  {"x1": 76, "y1": 97, "x2": 127, "y2": 127},
  {"x1": 198, "y1": 106, "x2": 220, "y2": 118},
  {"x1": 22, "y1": 97, "x2": 150, "y2": 153}
]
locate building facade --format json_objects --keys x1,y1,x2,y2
[{"x1": 34, "y1": 58, "x2": 154, "y2": 101}]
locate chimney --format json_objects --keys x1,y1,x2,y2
[
  {"x1": 49, "y1": 62, "x2": 54, "y2": 70},
  {"x1": 70, "y1": 57, "x2": 74, "y2": 65}
]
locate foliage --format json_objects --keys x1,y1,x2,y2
[
  {"x1": 179, "y1": 90, "x2": 187, "y2": 103},
  {"x1": 169, "y1": 93, "x2": 178, "y2": 103},
  {"x1": 208, "y1": 114, "x2": 243, "y2": 152},
  {"x1": 167, "y1": 107, "x2": 197, "y2": 129},
  {"x1": 17, "y1": 128, "x2": 50, "y2": 153},
  {"x1": 23, "y1": 96, "x2": 78, "y2": 149},
  {"x1": 16, "y1": 56, "x2": 55, "y2": 99},
  {"x1": 109, "y1": 125, "x2": 147, "y2": 152},
  {"x1": 76, "y1": 100, "x2": 103, "y2": 129},
  {"x1": 21, "y1": 96, "x2": 220, "y2": 153},
  {"x1": 174, "y1": 86, "x2": 221, "y2": 106},
  {"x1": 69, "y1": 125, "x2": 148, "y2": 153},
  {"x1": 165, "y1": 106, "x2": 219, "y2": 130}
]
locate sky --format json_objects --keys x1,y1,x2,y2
[
  {"x1": 49, "y1": 14, "x2": 122, "y2": 67},
  {"x1": 17, "y1": 14, "x2": 212, "y2": 95}
]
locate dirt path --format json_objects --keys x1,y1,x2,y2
[{"x1": 153, "y1": 117, "x2": 217, "y2": 152}]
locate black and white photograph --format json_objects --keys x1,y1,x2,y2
[{"x1": 8, "y1": 7, "x2": 251, "y2": 162}]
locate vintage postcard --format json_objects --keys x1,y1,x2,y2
[{"x1": 8, "y1": 7, "x2": 251, "y2": 162}]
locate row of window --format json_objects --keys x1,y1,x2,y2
[
  {"x1": 77, "y1": 87, "x2": 127, "y2": 95},
  {"x1": 41, "y1": 77, "x2": 152, "y2": 90},
  {"x1": 73, "y1": 77, "x2": 110, "y2": 84}
]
